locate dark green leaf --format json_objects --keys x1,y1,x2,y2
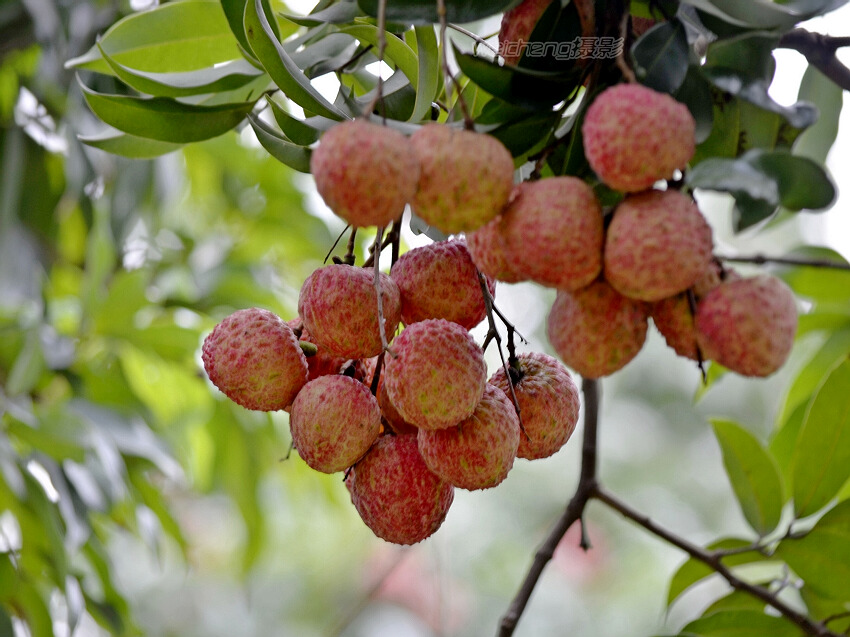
[
  {"x1": 268, "y1": 97, "x2": 322, "y2": 145},
  {"x1": 631, "y1": 20, "x2": 690, "y2": 94},
  {"x1": 791, "y1": 358, "x2": 850, "y2": 517},
  {"x1": 488, "y1": 111, "x2": 559, "y2": 157},
  {"x1": 683, "y1": 0, "x2": 840, "y2": 29},
  {"x1": 704, "y1": 33, "x2": 778, "y2": 83},
  {"x1": 675, "y1": 66, "x2": 714, "y2": 144},
  {"x1": 248, "y1": 113, "x2": 312, "y2": 172},
  {"x1": 682, "y1": 609, "x2": 800, "y2": 636},
  {"x1": 747, "y1": 150, "x2": 835, "y2": 212},
  {"x1": 336, "y1": 25, "x2": 419, "y2": 87},
  {"x1": 358, "y1": 0, "x2": 519, "y2": 24},
  {"x1": 412, "y1": 25, "x2": 440, "y2": 123},
  {"x1": 282, "y1": 2, "x2": 363, "y2": 26},
  {"x1": 78, "y1": 130, "x2": 183, "y2": 159}
]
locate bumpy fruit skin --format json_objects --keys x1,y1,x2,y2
[
  {"x1": 696, "y1": 275, "x2": 798, "y2": 377},
  {"x1": 391, "y1": 239, "x2": 495, "y2": 330},
  {"x1": 582, "y1": 84, "x2": 695, "y2": 192},
  {"x1": 410, "y1": 125, "x2": 514, "y2": 234},
  {"x1": 290, "y1": 375, "x2": 381, "y2": 473},
  {"x1": 384, "y1": 319, "x2": 487, "y2": 430},
  {"x1": 298, "y1": 265, "x2": 401, "y2": 359},
  {"x1": 346, "y1": 434, "x2": 454, "y2": 545},
  {"x1": 417, "y1": 384, "x2": 520, "y2": 490},
  {"x1": 490, "y1": 352, "x2": 580, "y2": 460},
  {"x1": 498, "y1": 0, "x2": 555, "y2": 65},
  {"x1": 547, "y1": 280, "x2": 649, "y2": 378},
  {"x1": 202, "y1": 308, "x2": 308, "y2": 411},
  {"x1": 466, "y1": 213, "x2": 526, "y2": 284},
  {"x1": 310, "y1": 119, "x2": 420, "y2": 228},
  {"x1": 501, "y1": 177, "x2": 604, "y2": 291},
  {"x1": 604, "y1": 190, "x2": 713, "y2": 301}
]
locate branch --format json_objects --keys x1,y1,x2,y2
[
  {"x1": 778, "y1": 28, "x2": 850, "y2": 92},
  {"x1": 498, "y1": 378, "x2": 600, "y2": 637},
  {"x1": 717, "y1": 253, "x2": 850, "y2": 271},
  {"x1": 592, "y1": 486, "x2": 841, "y2": 637}
]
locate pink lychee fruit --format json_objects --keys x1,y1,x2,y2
[
  {"x1": 289, "y1": 375, "x2": 382, "y2": 473},
  {"x1": 500, "y1": 177, "x2": 604, "y2": 291},
  {"x1": 410, "y1": 124, "x2": 515, "y2": 234},
  {"x1": 582, "y1": 83, "x2": 695, "y2": 192},
  {"x1": 287, "y1": 317, "x2": 351, "y2": 380},
  {"x1": 346, "y1": 434, "x2": 454, "y2": 545},
  {"x1": 202, "y1": 308, "x2": 308, "y2": 411},
  {"x1": 390, "y1": 239, "x2": 495, "y2": 330},
  {"x1": 696, "y1": 274, "x2": 798, "y2": 377},
  {"x1": 547, "y1": 280, "x2": 649, "y2": 378},
  {"x1": 384, "y1": 319, "x2": 487, "y2": 430},
  {"x1": 298, "y1": 264, "x2": 401, "y2": 359},
  {"x1": 417, "y1": 384, "x2": 521, "y2": 490},
  {"x1": 498, "y1": 0, "x2": 555, "y2": 65},
  {"x1": 604, "y1": 189, "x2": 714, "y2": 302},
  {"x1": 310, "y1": 119, "x2": 420, "y2": 228},
  {"x1": 489, "y1": 352, "x2": 580, "y2": 460},
  {"x1": 359, "y1": 356, "x2": 419, "y2": 435},
  {"x1": 465, "y1": 213, "x2": 526, "y2": 284}
]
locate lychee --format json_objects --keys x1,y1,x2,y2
[
  {"x1": 417, "y1": 384, "x2": 520, "y2": 490},
  {"x1": 289, "y1": 375, "x2": 382, "y2": 473},
  {"x1": 298, "y1": 264, "x2": 401, "y2": 359},
  {"x1": 489, "y1": 352, "x2": 580, "y2": 460},
  {"x1": 346, "y1": 434, "x2": 454, "y2": 545},
  {"x1": 202, "y1": 308, "x2": 308, "y2": 411},
  {"x1": 696, "y1": 274, "x2": 798, "y2": 377},
  {"x1": 582, "y1": 83, "x2": 695, "y2": 192},
  {"x1": 310, "y1": 119, "x2": 420, "y2": 228},
  {"x1": 547, "y1": 280, "x2": 649, "y2": 378},
  {"x1": 465, "y1": 213, "x2": 526, "y2": 284},
  {"x1": 500, "y1": 177, "x2": 604, "y2": 291},
  {"x1": 383, "y1": 319, "x2": 487, "y2": 430},
  {"x1": 410, "y1": 124, "x2": 514, "y2": 234},
  {"x1": 498, "y1": 0, "x2": 555, "y2": 65},
  {"x1": 390, "y1": 239, "x2": 495, "y2": 330},
  {"x1": 287, "y1": 317, "x2": 351, "y2": 380}
]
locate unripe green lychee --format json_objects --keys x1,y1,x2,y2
[
  {"x1": 500, "y1": 177, "x2": 604, "y2": 291},
  {"x1": 547, "y1": 280, "x2": 649, "y2": 378},
  {"x1": 202, "y1": 308, "x2": 308, "y2": 411},
  {"x1": 289, "y1": 375, "x2": 381, "y2": 473},
  {"x1": 582, "y1": 84, "x2": 695, "y2": 192},
  {"x1": 346, "y1": 434, "x2": 454, "y2": 545},
  {"x1": 384, "y1": 319, "x2": 487, "y2": 430},
  {"x1": 298, "y1": 264, "x2": 401, "y2": 359},
  {"x1": 489, "y1": 352, "x2": 580, "y2": 460},
  {"x1": 466, "y1": 213, "x2": 526, "y2": 284},
  {"x1": 498, "y1": 0, "x2": 555, "y2": 65},
  {"x1": 390, "y1": 239, "x2": 495, "y2": 330},
  {"x1": 410, "y1": 124, "x2": 514, "y2": 234},
  {"x1": 696, "y1": 274, "x2": 798, "y2": 377},
  {"x1": 604, "y1": 190, "x2": 714, "y2": 302},
  {"x1": 417, "y1": 384, "x2": 520, "y2": 490},
  {"x1": 310, "y1": 119, "x2": 420, "y2": 228}
]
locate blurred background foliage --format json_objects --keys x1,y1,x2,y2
[{"x1": 1, "y1": 0, "x2": 850, "y2": 636}]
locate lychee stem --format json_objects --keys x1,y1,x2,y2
[
  {"x1": 372, "y1": 225, "x2": 392, "y2": 355},
  {"x1": 362, "y1": 0, "x2": 388, "y2": 118},
  {"x1": 298, "y1": 341, "x2": 318, "y2": 357}
]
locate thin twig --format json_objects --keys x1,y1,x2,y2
[
  {"x1": 778, "y1": 28, "x2": 850, "y2": 91},
  {"x1": 447, "y1": 23, "x2": 499, "y2": 56},
  {"x1": 325, "y1": 225, "x2": 351, "y2": 264},
  {"x1": 372, "y1": 226, "x2": 390, "y2": 353},
  {"x1": 717, "y1": 253, "x2": 850, "y2": 271},
  {"x1": 363, "y1": 0, "x2": 388, "y2": 117}
]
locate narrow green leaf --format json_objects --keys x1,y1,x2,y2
[
  {"x1": 631, "y1": 20, "x2": 690, "y2": 94},
  {"x1": 791, "y1": 358, "x2": 850, "y2": 517},
  {"x1": 675, "y1": 65, "x2": 714, "y2": 144},
  {"x1": 244, "y1": 0, "x2": 346, "y2": 120},
  {"x1": 794, "y1": 65, "x2": 843, "y2": 164},
  {"x1": 711, "y1": 419, "x2": 784, "y2": 536},
  {"x1": 683, "y1": 0, "x2": 839, "y2": 30},
  {"x1": 281, "y1": 3, "x2": 363, "y2": 26},
  {"x1": 79, "y1": 130, "x2": 183, "y2": 159},
  {"x1": 248, "y1": 113, "x2": 312, "y2": 173},
  {"x1": 776, "y1": 498, "x2": 850, "y2": 600},
  {"x1": 336, "y1": 25, "x2": 419, "y2": 87},
  {"x1": 682, "y1": 609, "x2": 800, "y2": 636},
  {"x1": 411, "y1": 25, "x2": 440, "y2": 123},
  {"x1": 778, "y1": 246, "x2": 850, "y2": 305},
  {"x1": 79, "y1": 81, "x2": 255, "y2": 143},
  {"x1": 357, "y1": 0, "x2": 518, "y2": 24},
  {"x1": 267, "y1": 97, "x2": 322, "y2": 145}
]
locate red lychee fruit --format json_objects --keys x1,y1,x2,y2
[
  {"x1": 202, "y1": 308, "x2": 308, "y2": 411},
  {"x1": 547, "y1": 280, "x2": 649, "y2": 378},
  {"x1": 604, "y1": 189, "x2": 714, "y2": 302},
  {"x1": 489, "y1": 352, "x2": 580, "y2": 460},
  {"x1": 500, "y1": 177, "x2": 604, "y2": 291},
  {"x1": 582, "y1": 83, "x2": 695, "y2": 192},
  {"x1": 390, "y1": 239, "x2": 495, "y2": 330},
  {"x1": 289, "y1": 375, "x2": 382, "y2": 473},
  {"x1": 498, "y1": 0, "x2": 555, "y2": 65},
  {"x1": 310, "y1": 119, "x2": 420, "y2": 228},
  {"x1": 346, "y1": 434, "x2": 454, "y2": 545},
  {"x1": 384, "y1": 319, "x2": 487, "y2": 430},
  {"x1": 417, "y1": 384, "x2": 520, "y2": 490},
  {"x1": 410, "y1": 124, "x2": 514, "y2": 234},
  {"x1": 696, "y1": 274, "x2": 798, "y2": 377},
  {"x1": 287, "y1": 317, "x2": 351, "y2": 380},
  {"x1": 465, "y1": 213, "x2": 526, "y2": 284},
  {"x1": 298, "y1": 264, "x2": 401, "y2": 359}
]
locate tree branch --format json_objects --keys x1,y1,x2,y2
[
  {"x1": 717, "y1": 253, "x2": 850, "y2": 271},
  {"x1": 498, "y1": 378, "x2": 600, "y2": 637},
  {"x1": 778, "y1": 28, "x2": 850, "y2": 91}
]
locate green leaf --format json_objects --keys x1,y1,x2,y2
[
  {"x1": 770, "y1": 401, "x2": 807, "y2": 492},
  {"x1": 336, "y1": 25, "x2": 419, "y2": 88},
  {"x1": 704, "y1": 33, "x2": 777, "y2": 83},
  {"x1": 681, "y1": 609, "x2": 800, "y2": 636},
  {"x1": 631, "y1": 20, "x2": 690, "y2": 94},
  {"x1": 244, "y1": 0, "x2": 346, "y2": 120},
  {"x1": 703, "y1": 589, "x2": 770, "y2": 615},
  {"x1": 778, "y1": 247, "x2": 850, "y2": 305},
  {"x1": 66, "y1": 0, "x2": 244, "y2": 74},
  {"x1": 747, "y1": 150, "x2": 835, "y2": 212},
  {"x1": 79, "y1": 81, "x2": 255, "y2": 143},
  {"x1": 411, "y1": 25, "x2": 440, "y2": 123},
  {"x1": 682, "y1": 0, "x2": 840, "y2": 30},
  {"x1": 676, "y1": 66, "x2": 714, "y2": 144},
  {"x1": 247, "y1": 113, "x2": 312, "y2": 173},
  {"x1": 793, "y1": 65, "x2": 843, "y2": 164},
  {"x1": 791, "y1": 357, "x2": 850, "y2": 518},
  {"x1": 6, "y1": 329, "x2": 44, "y2": 396},
  {"x1": 78, "y1": 130, "x2": 184, "y2": 159},
  {"x1": 281, "y1": 2, "x2": 364, "y2": 26},
  {"x1": 488, "y1": 111, "x2": 559, "y2": 157},
  {"x1": 776, "y1": 498, "x2": 850, "y2": 599},
  {"x1": 357, "y1": 0, "x2": 519, "y2": 24},
  {"x1": 267, "y1": 97, "x2": 322, "y2": 145},
  {"x1": 711, "y1": 419, "x2": 784, "y2": 536}
]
